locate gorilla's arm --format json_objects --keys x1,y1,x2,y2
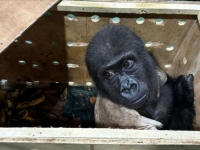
[
  {"x1": 154, "y1": 74, "x2": 195, "y2": 130},
  {"x1": 153, "y1": 79, "x2": 174, "y2": 126},
  {"x1": 166, "y1": 74, "x2": 195, "y2": 130}
]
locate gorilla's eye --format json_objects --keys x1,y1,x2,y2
[
  {"x1": 103, "y1": 70, "x2": 114, "y2": 79},
  {"x1": 122, "y1": 59, "x2": 133, "y2": 69}
]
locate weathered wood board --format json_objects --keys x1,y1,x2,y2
[
  {"x1": 0, "y1": 0, "x2": 60, "y2": 54},
  {"x1": 1, "y1": 128, "x2": 200, "y2": 145},
  {"x1": 0, "y1": 9, "x2": 68, "y2": 85},
  {"x1": 58, "y1": 0, "x2": 200, "y2": 15}
]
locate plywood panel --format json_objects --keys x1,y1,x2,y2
[
  {"x1": 0, "y1": 0, "x2": 59, "y2": 53},
  {"x1": 167, "y1": 22, "x2": 200, "y2": 77},
  {"x1": 0, "y1": 10, "x2": 68, "y2": 85},
  {"x1": 65, "y1": 13, "x2": 87, "y2": 85}
]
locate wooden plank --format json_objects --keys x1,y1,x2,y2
[
  {"x1": 198, "y1": 12, "x2": 200, "y2": 24},
  {"x1": 65, "y1": 13, "x2": 87, "y2": 85},
  {"x1": 0, "y1": 143, "x2": 90, "y2": 150},
  {"x1": 1, "y1": 143, "x2": 200, "y2": 150},
  {"x1": 57, "y1": 0, "x2": 200, "y2": 15},
  {"x1": 0, "y1": 128, "x2": 200, "y2": 145},
  {"x1": 167, "y1": 22, "x2": 200, "y2": 77},
  {"x1": 95, "y1": 145, "x2": 200, "y2": 150},
  {"x1": 0, "y1": 10, "x2": 68, "y2": 85},
  {"x1": 0, "y1": 0, "x2": 59, "y2": 53}
]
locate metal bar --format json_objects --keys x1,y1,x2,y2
[{"x1": 57, "y1": 0, "x2": 200, "y2": 15}]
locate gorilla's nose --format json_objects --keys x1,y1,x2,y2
[{"x1": 120, "y1": 78, "x2": 138, "y2": 93}]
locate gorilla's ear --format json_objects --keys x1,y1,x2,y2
[{"x1": 156, "y1": 67, "x2": 167, "y2": 86}]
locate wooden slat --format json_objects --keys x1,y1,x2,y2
[
  {"x1": 0, "y1": 10, "x2": 68, "y2": 85},
  {"x1": 167, "y1": 22, "x2": 200, "y2": 77},
  {"x1": 65, "y1": 13, "x2": 87, "y2": 85},
  {"x1": 0, "y1": 128, "x2": 200, "y2": 145},
  {"x1": 0, "y1": 0, "x2": 59, "y2": 53},
  {"x1": 57, "y1": 0, "x2": 200, "y2": 15}
]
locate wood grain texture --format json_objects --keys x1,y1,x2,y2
[
  {"x1": 57, "y1": 0, "x2": 200, "y2": 15},
  {"x1": 0, "y1": 0, "x2": 59, "y2": 53},
  {"x1": 0, "y1": 128, "x2": 200, "y2": 145},
  {"x1": 0, "y1": 10, "x2": 68, "y2": 84},
  {"x1": 65, "y1": 13, "x2": 87, "y2": 85},
  {"x1": 167, "y1": 22, "x2": 200, "y2": 76}
]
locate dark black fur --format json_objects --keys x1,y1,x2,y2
[
  {"x1": 165, "y1": 74, "x2": 195, "y2": 130},
  {"x1": 85, "y1": 25, "x2": 195, "y2": 130}
]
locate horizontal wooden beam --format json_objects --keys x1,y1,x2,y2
[
  {"x1": 0, "y1": 128, "x2": 200, "y2": 145},
  {"x1": 57, "y1": 0, "x2": 200, "y2": 15}
]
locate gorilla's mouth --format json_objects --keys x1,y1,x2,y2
[
  {"x1": 131, "y1": 93, "x2": 148, "y2": 104},
  {"x1": 121, "y1": 88, "x2": 130, "y2": 94},
  {"x1": 122, "y1": 93, "x2": 148, "y2": 107}
]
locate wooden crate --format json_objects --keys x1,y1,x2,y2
[{"x1": 1, "y1": 0, "x2": 200, "y2": 146}]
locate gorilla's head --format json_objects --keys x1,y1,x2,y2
[{"x1": 85, "y1": 25, "x2": 160, "y2": 110}]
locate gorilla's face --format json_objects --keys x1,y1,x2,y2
[
  {"x1": 99, "y1": 56, "x2": 149, "y2": 107},
  {"x1": 85, "y1": 25, "x2": 159, "y2": 109}
]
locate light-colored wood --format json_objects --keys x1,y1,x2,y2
[
  {"x1": 65, "y1": 13, "x2": 87, "y2": 85},
  {"x1": 167, "y1": 21, "x2": 200, "y2": 77},
  {"x1": 0, "y1": 10, "x2": 68, "y2": 85},
  {"x1": 57, "y1": 0, "x2": 200, "y2": 15},
  {"x1": 0, "y1": 0, "x2": 59, "y2": 53},
  {"x1": 0, "y1": 128, "x2": 200, "y2": 145}
]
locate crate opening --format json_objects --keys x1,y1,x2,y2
[{"x1": 0, "y1": 8, "x2": 200, "y2": 131}]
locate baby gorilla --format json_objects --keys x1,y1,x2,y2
[{"x1": 85, "y1": 25, "x2": 195, "y2": 130}]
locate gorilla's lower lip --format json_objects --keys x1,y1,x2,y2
[{"x1": 121, "y1": 88, "x2": 130, "y2": 93}]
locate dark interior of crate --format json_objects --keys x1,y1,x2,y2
[{"x1": 0, "y1": 6, "x2": 200, "y2": 130}]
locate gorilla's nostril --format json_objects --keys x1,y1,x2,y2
[
  {"x1": 121, "y1": 83, "x2": 138, "y2": 94},
  {"x1": 131, "y1": 83, "x2": 137, "y2": 90}
]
